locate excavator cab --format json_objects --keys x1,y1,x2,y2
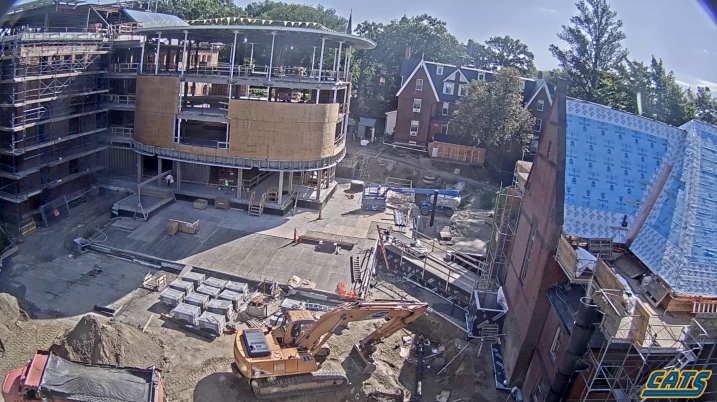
[{"x1": 271, "y1": 310, "x2": 317, "y2": 346}]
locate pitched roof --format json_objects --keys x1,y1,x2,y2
[
  {"x1": 123, "y1": 9, "x2": 189, "y2": 28},
  {"x1": 563, "y1": 97, "x2": 717, "y2": 297},
  {"x1": 395, "y1": 60, "x2": 439, "y2": 101},
  {"x1": 398, "y1": 58, "x2": 552, "y2": 106}
]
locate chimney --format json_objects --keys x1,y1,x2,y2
[
  {"x1": 405, "y1": 47, "x2": 412, "y2": 60},
  {"x1": 537, "y1": 71, "x2": 543, "y2": 79},
  {"x1": 455, "y1": 58, "x2": 462, "y2": 70}
]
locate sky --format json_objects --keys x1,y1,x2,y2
[{"x1": 273, "y1": 0, "x2": 717, "y2": 90}]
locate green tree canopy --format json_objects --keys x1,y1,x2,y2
[
  {"x1": 245, "y1": 1, "x2": 347, "y2": 31},
  {"x1": 156, "y1": 0, "x2": 240, "y2": 21},
  {"x1": 693, "y1": 87, "x2": 717, "y2": 125},
  {"x1": 451, "y1": 68, "x2": 535, "y2": 166},
  {"x1": 468, "y1": 36, "x2": 536, "y2": 76},
  {"x1": 549, "y1": 0, "x2": 628, "y2": 101}
]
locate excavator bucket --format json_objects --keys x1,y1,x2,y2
[{"x1": 350, "y1": 343, "x2": 377, "y2": 374}]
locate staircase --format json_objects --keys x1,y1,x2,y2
[
  {"x1": 248, "y1": 192, "x2": 266, "y2": 216},
  {"x1": 355, "y1": 151, "x2": 370, "y2": 180}
]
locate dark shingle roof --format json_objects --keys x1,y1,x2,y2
[{"x1": 399, "y1": 59, "x2": 551, "y2": 106}]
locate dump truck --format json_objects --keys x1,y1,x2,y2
[
  {"x1": 2, "y1": 350, "x2": 166, "y2": 402},
  {"x1": 232, "y1": 301, "x2": 429, "y2": 399}
]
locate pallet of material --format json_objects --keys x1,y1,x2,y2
[
  {"x1": 281, "y1": 298, "x2": 305, "y2": 313},
  {"x1": 217, "y1": 290, "x2": 244, "y2": 308},
  {"x1": 166, "y1": 221, "x2": 179, "y2": 236},
  {"x1": 215, "y1": 196, "x2": 230, "y2": 210},
  {"x1": 196, "y1": 284, "x2": 221, "y2": 298},
  {"x1": 184, "y1": 292, "x2": 210, "y2": 310},
  {"x1": 207, "y1": 299, "x2": 235, "y2": 319},
  {"x1": 225, "y1": 281, "x2": 248, "y2": 294},
  {"x1": 204, "y1": 277, "x2": 228, "y2": 291},
  {"x1": 193, "y1": 199, "x2": 208, "y2": 210},
  {"x1": 169, "y1": 279, "x2": 194, "y2": 296},
  {"x1": 198, "y1": 311, "x2": 226, "y2": 335},
  {"x1": 159, "y1": 288, "x2": 185, "y2": 307},
  {"x1": 171, "y1": 302, "x2": 201, "y2": 326},
  {"x1": 182, "y1": 272, "x2": 205, "y2": 287},
  {"x1": 170, "y1": 219, "x2": 200, "y2": 235}
]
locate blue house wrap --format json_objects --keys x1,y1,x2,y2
[{"x1": 564, "y1": 99, "x2": 717, "y2": 297}]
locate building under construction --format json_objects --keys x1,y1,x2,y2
[
  {"x1": 0, "y1": 0, "x2": 375, "y2": 233},
  {"x1": 493, "y1": 79, "x2": 717, "y2": 401}
]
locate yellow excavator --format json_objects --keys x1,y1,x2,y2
[{"x1": 232, "y1": 301, "x2": 429, "y2": 399}]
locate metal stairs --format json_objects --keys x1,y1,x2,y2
[{"x1": 248, "y1": 192, "x2": 266, "y2": 216}]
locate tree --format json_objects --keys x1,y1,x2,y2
[
  {"x1": 352, "y1": 14, "x2": 466, "y2": 117},
  {"x1": 484, "y1": 36, "x2": 536, "y2": 76},
  {"x1": 245, "y1": 1, "x2": 347, "y2": 32},
  {"x1": 694, "y1": 87, "x2": 717, "y2": 125},
  {"x1": 451, "y1": 68, "x2": 535, "y2": 168},
  {"x1": 549, "y1": 0, "x2": 628, "y2": 101},
  {"x1": 156, "y1": 0, "x2": 241, "y2": 21}
]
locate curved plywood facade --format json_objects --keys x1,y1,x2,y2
[
  {"x1": 228, "y1": 100, "x2": 342, "y2": 161},
  {"x1": 134, "y1": 75, "x2": 179, "y2": 148}
]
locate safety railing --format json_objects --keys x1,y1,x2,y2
[
  {"x1": 177, "y1": 137, "x2": 228, "y2": 149},
  {"x1": 109, "y1": 63, "x2": 139, "y2": 74},
  {"x1": 145, "y1": 61, "x2": 351, "y2": 83},
  {"x1": 103, "y1": 94, "x2": 136, "y2": 106},
  {"x1": 109, "y1": 126, "x2": 133, "y2": 138}
]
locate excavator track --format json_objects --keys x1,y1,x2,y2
[{"x1": 250, "y1": 369, "x2": 348, "y2": 400}]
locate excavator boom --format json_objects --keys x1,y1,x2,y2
[{"x1": 233, "y1": 300, "x2": 429, "y2": 399}]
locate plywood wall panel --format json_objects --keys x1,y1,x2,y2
[
  {"x1": 228, "y1": 100, "x2": 340, "y2": 161},
  {"x1": 134, "y1": 75, "x2": 179, "y2": 148}
]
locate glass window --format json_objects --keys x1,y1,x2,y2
[
  {"x1": 443, "y1": 82, "x2": 454, "y2": 95},
  {"x1": 415, "y1": 79, "x2": 423, "y2": 91}
]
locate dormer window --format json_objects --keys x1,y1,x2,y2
[
  {"x1": 436, "y1": 65, "x2": 444, "y2": 75},
  {"x1": 443, "y1": 82, "x2": 454, "y2": 95}
]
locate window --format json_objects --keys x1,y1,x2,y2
[
  {"x1": 413, "y1": 98, "x2": 422, "y2": 113},
  {"x1": 458, "y1": 84, "x2": 466, "y2": 96},
  {"x1": 408, "y1": 141, "x2": 417, "y2": 146},
  {"x1": 440, "y1": 125, "x2": 448, "y2": 135},
  {"x1": 478, "y1": 72, "x2": 486, "y2": 81},
  {"x1": 415, "y1": 79, "x2": 423, "y2": 91},
  {"x1": 410, "y1": 120, "x2": 419, "y2": 136},
  {"x1": 436, "y1": 65, "x2": 444, "y2": 75},
  {"x1": 550, "y1": 328, "x2": 562, "y2": 361},
  {"x1": 530, "y1": 139, "x2": 539, "y2": 155},
  {"x1": 531, "y1": 376, "x2": 544, "y2": 402},
  {"x1": 520, "y1": 224, "x2": 536, "y2": 281},
  {"x1": 537, "y1": 100, "x2": 545, "y2": 112},
  {"x1": 533, "y1": 118, "x2": 542, "y2": 133},
  {"x1": 443, "y1": 82, "x2": 454, "y2": 95},
  {"x1": 442, "y1": 102, "x2": 450, "y2": 116}
]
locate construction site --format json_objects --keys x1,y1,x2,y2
[{"x1": 2, "y1": 2, "x2": 717, "y2": 402}]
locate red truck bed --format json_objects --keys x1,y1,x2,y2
[{"x1": 3, "y1": 351, "x2": 163, "y2": 402}]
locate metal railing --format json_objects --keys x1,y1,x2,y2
[
  {"x1": 109, "y1": 63, "x2": 139, "y2": 73},
  {"x1": 103, "y1": 94, "x2": 136, "y2": 106},
  {"x1": 109, "y1": 126, "x2": 133, "y2": 138},
  {"x1": 177, "y1": 137, "x2": 228, "y2": 149},
  {"x1": 146, "y1": 62, "x2": 351, "y2": 83}
]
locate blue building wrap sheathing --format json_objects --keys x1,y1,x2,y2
[{"x1": 564, "y1": 99, "x2": 717, "y2": 297}]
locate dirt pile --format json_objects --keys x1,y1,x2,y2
[
  {"x1": 0, "y1": 293, "x2": 27, "y2": 344},
  {"x1": 50, "y1": 314, "x2": 164, "y2": 368}
]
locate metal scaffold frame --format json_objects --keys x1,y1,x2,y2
[
  {"x1": 0, "y1": 26, "x2": 112, "y2": 234},
  {"x1": 577, "y1": 277, "x2": 717, "y2": 402},
  {"x1": 481, "y1": 165, "x2": 525, "y2": 290}
]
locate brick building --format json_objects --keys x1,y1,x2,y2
[
  {"x1": 497, "y1": 79, "x2": 717, "y2": 401},
  {"x1": 393, "y1": 56, "x2": 554, "y2": 153}
]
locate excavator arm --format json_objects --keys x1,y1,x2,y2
[{"x1": 291, "y1": 301, "x2": 428, "y2": 367}]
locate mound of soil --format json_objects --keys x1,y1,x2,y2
[
  {"x1": 50, "y1": 314, "x2": 163, "y2": 368},
  {"x1": 0, "y1": 293, "x2": 27, "y2": 345}
]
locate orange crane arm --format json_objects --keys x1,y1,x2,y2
[{"x1": 292, "y1": 301, "x2": 429, "y2": 354}]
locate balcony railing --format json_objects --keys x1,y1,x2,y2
[
  {"x1": 104, "y1": 94, "x2": 136, "y2": 106},
  {"x1": 109, "y1": 126, "x2": 133, "y2": 138},
  {"x1": 143, "y1": 62, "x2": 352, "y2": 83},
  {"x1": 109, "y1": 63, "x2": 139, "y2": 74},
  {"x1": 555, "y1": 235, "x2": 596, "y2": 284},
  {"x1": 177, "y1": 137, "x2": 228, "y2": 149}
]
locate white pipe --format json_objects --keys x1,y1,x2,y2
[
  {"x1": 154, "y1": 32, "x2": 161, "y2": 75},
  {"x1": 229, "y1": 32, "x2": 237, "y2": 100},
  {"x1": 267, "y1": 33, "x2": 276, "y2": 80},
  {"x1": 180, "y1": 31, "x2": 188, "y2": 75},
  {"x1": 317, "y1": 38, "x2": 325, "y2": 82},
  {"x1": 336, "y1": 41, "x2": 343, "y2": 79},
  {"x1": 139, "y1": 39, "x2": 146, "y2": 73}
]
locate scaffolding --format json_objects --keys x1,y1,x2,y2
[
  {"x1": 576, "y1": 259, "x2": 717, "y2": 402},
  {"x1": 481, "y1": 162, "x2": 525, "y2": 290},
  {"x1": 0, "y1": 24, "x2": 112, "y2": 233}
]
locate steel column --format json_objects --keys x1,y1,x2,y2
[{"x1": 154, "y1": 32, "x2": 162, "y2": 75}]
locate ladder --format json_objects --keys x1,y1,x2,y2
[
  {"x1": 356, "y1": 152, "x2": 370, "y2": 180},
  {"x1": 248, "y1": 192, "x2": 266, "y2": 216},
  {"x1": 350, "y1": 255, "x2": 362, "y2": 285}
]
